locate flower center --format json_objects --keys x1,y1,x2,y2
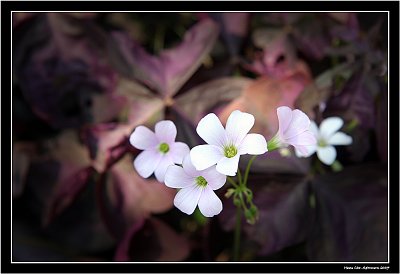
[
  {"x1": 158, "y1": 142, "x2": 170, "y2": 154},
  {"x1": 223, "y1": 144, "x2": 238, "y2": 158},
  {"x1": 195, "y1": 176, "x2": 208, "y2": 187},
  {"x1": 317, "y1": 138, "x2": 328, "y2": 147}
]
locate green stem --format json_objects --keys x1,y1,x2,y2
[
  {"x1": 227, "y1": 177, "x2": 239, "y2": 188},
  {"x1": 237, "y1": 169, "x2": 243, "y2": 185},
  {"x1": 233, "y1": 205, "x2": 241, "y2": 261},
  {"x1": 243, "y1": 155, "x2": 257, "y2": 186}
]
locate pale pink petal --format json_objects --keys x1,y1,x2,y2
[
  {"x1": 154, "y1": 156, "x2": 174, "y2": 182},
  {"x1": 190, "y1": 145, "x2": 223, "y2": 171},
  {"x1": 129, "y1": 126, "x2": 158, "y2": 150},
  {"x1": 216, "y1": 155, "x2": 240, "y2": 176},
  {"x1": 134, "y1": 150, "x2": 162, "y2": 178},
  {"x1": 196, "y1": 113, "x2": 226, "y2": 146},
  {"x1": 317, "y1": 145, "x2": 337, "y2": 165},
  {"x1": 155, "y1": 120, "x2": 177, "y2": 144},
  {"x1": 283, "y1": 109, "x2": 310, "y2": 139},
  {"x1": 174, "y1": 185, "x2": 202, "y2": 215},
  {"x1": 226, "y1": 110, "x2": 255, "y2": 145},
  {"x1": 295, "y1": 145, "x2": 317, "y2": 157},
  {"x1": 319, "y1": 117, "x2": 343, "y2": 139},
  {"x1": 286, "y1": 131, "x2": 317, "y2": 146},
  {"x1": 165, "y1": 165, "x2": 195, "y2": 189},
  {"x1": 169, "y1": 142, "x2": 190, "y2": 164},
  {"x1": 277, "y1": 106, "x2": 293, "y2": 134},
  {"x1": 182, "y1": 154, "x2": 198, "y2": 177},
  {"x1": 328, "y1": 132, "x2": 353, "y2": 146},
  {"x1": 201, "y1": 166, "x2": 226, "y2": 190},
  {"x1": 238, "y1": 133, "x2": 268, "y2": 155},
  {"x1": 198, "y1": 186, "x2": 223, "y2": 217}
]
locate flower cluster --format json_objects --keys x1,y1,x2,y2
[{"x1": 129, "y1": 107, "x2": 349, "y2": 218}]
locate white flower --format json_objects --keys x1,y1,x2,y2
[
  {"x1": 190, "y1": 110, "x2": 268, "y2": 176},
  {"x1": 269, "y1": 106, "x2": 317, "y2": 156},
  {"x1": 165, "y1": 155, "x2": 226, "y2": 217},
  {"x1": 295, "y1": 117, "x2": 353, "y2": 165},
  {"x1": 129, "y1": 120, "x2": 189, "y2": 182}
]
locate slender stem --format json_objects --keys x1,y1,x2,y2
[
  {"x1": 243, "y1": 155, "x2": 257, "y2": 186},
  {"x1": 237, "y1": 169, "x2": 243, "y2": 185},
  {"x1": 227, "y1": 177, "x2": 239, "y2": 188},
  {"x1": 233, "y1": 205, "x2": 242, "y2": 261}
]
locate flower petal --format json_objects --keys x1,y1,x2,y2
[
  {"x1": 309, "y1": 121, "x2": 320, "y2": 136},
  {"x1": 174, "y1": 185, "x2": 202, "y2": 215},
  {"x1": 165, "y1": 165, "x2": 195, "y2": 189},
  {"x1": 319, "y1": 117, "x2": 343, "y2": 139},
  {"x1": 239, "y1": 133, "x2": 268, "y2": 155},
  {"x1": 198, "y1": 186, "x2": 222, "y2": 217},
  {"x1": 328, "y1": 132, "x2": 353, "y2": 146},
  {"x1": 169, "y1": 142, "x2": 190, "y2": 164},
  {"x1": 182, "y1": 154, "x2": 199, "y2": 177},
  {"x1": 295, "y1": 145, "x2": 317, "y2": 157},
  {"x1": 283, "y1": 109, "x2": 311, "y2": 139},
  {"x1": 129, "y1": 126, "x2": 158, "y2": 150},
  {"x1": 201, "y1": 166, "x2": 227, "y2": 190},
  {"x1": 286, "y1": 131, "x2": 317, "y2": 146},
  {"x1": 134, "y1": 150, "x2": 162, "y2": 178},
  {"x1": 317, "y1": 145, "x2": 337, "y2": 165},
  {"x1": 196, "y1": 113, "x2": 226, "y2": 146},
  {"x1": 216, "y1": 154, "x2": 240, "y2": 176},
  {"x1": 277, "y1": 106, "x2": 293, "y2": 134},
  {"x1": 154, "y1": 156, "x2": 174, "y2": 182},
  {"x1": 155, "y1": 120, "x2": 177, "y2": 144},
  {"x1": 190, "y1": 145, "x2": 223, "y2": 171},
  {"x1": 226, "y1": 110, "x2": 255, "y2": 145}
]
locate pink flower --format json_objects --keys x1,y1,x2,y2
[
  {"x1": 295, "y1": 117, "x2": 353, "y2": 165},
  {"x1": 164, "y1": 155, "x2": 226, "y2": 217},
  {"x1": 269, "y1": 106, "x2": 316, "y2": 155},
  {"x1": 190, "y1": 110, "x2": 268, "y2": 176},
  {"x1": 129, "y1": 120, "x2": 189, "y2": 182}
]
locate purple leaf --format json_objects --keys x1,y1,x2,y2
[
  {"x1": 292, "y1": 15, "x2": 332, "y2": 60},
  {"x1": 308, "y1": 164, "x2": 388, "y2": 261},
  {"x1": 206, "y1": 13, "x2": 250, "y2": 56},
  {"x1": 115, "y1": 218, "x2": 190, "y2": 261},
  {"x1": 97, "y1": 155, "x2": 175, "y2": 239},
  {"x1": 325, "y1": 70, "x2": 375, "y2": 129},
  {"x1": 174, "y1": 77, "x2": 253, "y2": 127},
  {"x1": 112, "y1": 19, "x2": 219, "y2": 97},
  {"x1": 13, "y1": 143, "x2": 35, "y2": 198},
  {"x1": 219, "y1": 177, "x2": 311, "y2": 256}
]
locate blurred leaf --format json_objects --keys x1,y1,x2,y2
[
  {"x1": 291, "y1": 14, "x2": 332, "y2": 60},
  {"x1": 247, "y1": 28, "x2": 301, "y2": 78},
  {"x1": 308, "y1": 164, "x2": 388, "y2": 261},
  {"x1": 97, "y1": 155, "x2": 175, "y2": 238},
  {"x1": 115, "y1": 217, "x2": 190, "y2": 261},
  {"x1": 220, "y1": 70, "x2": 311, "y2": 140},
  {"x1": 112, "y1": 19, "x2": 219, "y2": 97},
  {"x1": 325, "y1": 69, "x2": 375, "y2": 129},
  {"x1": 42, "y1": 131, "x2": 93, "y2": 225},
  {"x1": 208, "y1": 13, "x2": 250, "y2": 56},
  {"x1": 328, "y1": 13, "x2": 360, "y2": 42},
  {"x1": 219, "y1": 176, "x2": 311, "y2": 256},
  {"x1": 174, "y1": 77, "x2": 253, "y2": 128},
  {"x1": 115, "y1": 78, "x2": 165, "y2": 125},
  {"x1": 13, "y1": 143, "x2": 35, "y2": 198},
  {"x1": 295, "y1": 63, "x2": 354, "y2": 118},
  {"x1": 82, "y1": 123, "x2": 132, "y2": 173}
]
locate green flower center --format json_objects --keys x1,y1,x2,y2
[
  {"x1": 158, "y1": 142, "x2": 170, "y2": 154},
  {"x1": 223, "y1": 144, "x2": 238, "y2": 158},
  {"x1": 317, "y1": 138, "x2": 328, "y2": 147},
  {"x1": 195, "y1": 176, "x2": 208, "y2": 187}
]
